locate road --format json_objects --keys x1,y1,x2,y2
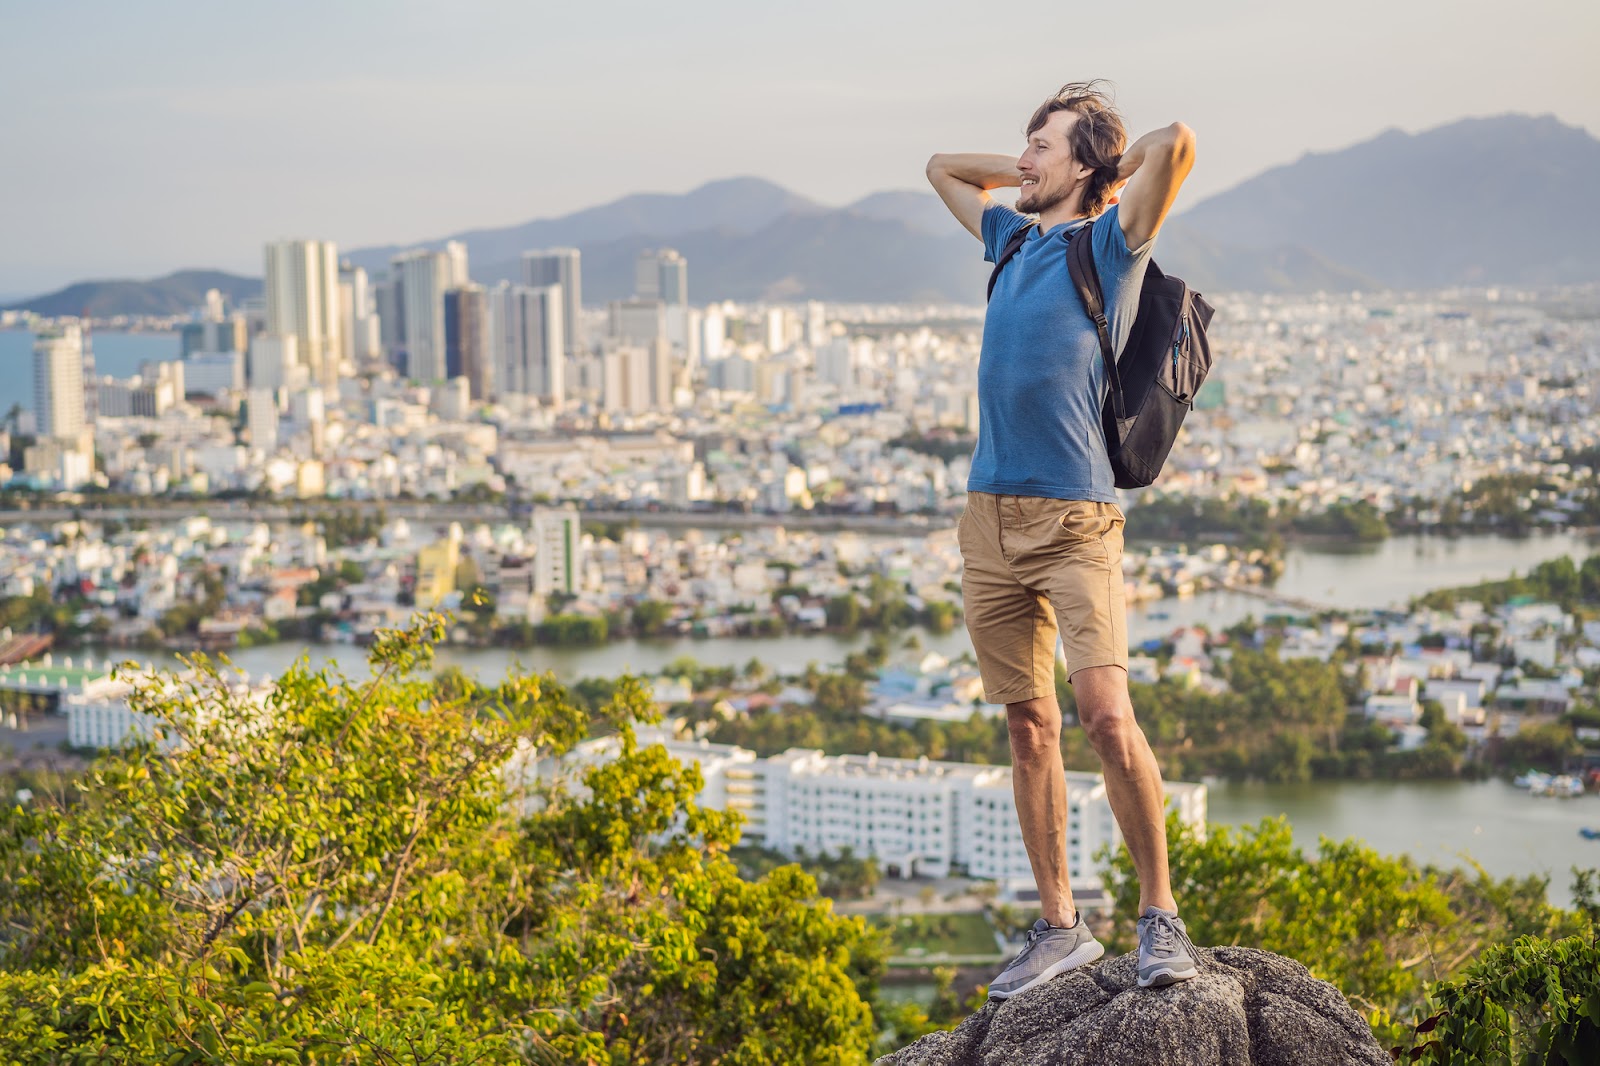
[{"x1": 0, "y1": 500, "x2": 950, "y2": 536}]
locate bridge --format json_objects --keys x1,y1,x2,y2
[{"x1": 1213, "y1": 581, "x2": 1347, "y2": 616}]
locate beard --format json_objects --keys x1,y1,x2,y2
[{"x1": 1017, "y1": 181, "x2": 1075, "y2": 216}]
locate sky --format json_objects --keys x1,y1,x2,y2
[{"x1": 1, "y1": 0, "x2": 1596, "y2": 295}]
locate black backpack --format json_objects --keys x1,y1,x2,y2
[{"x1": 986, "y1": 221, "x2": 1215, "y2": 489}]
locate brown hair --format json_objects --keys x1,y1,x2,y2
[{"x1": 1025, "y1": 81, "x2": 1127, "y2": 217}]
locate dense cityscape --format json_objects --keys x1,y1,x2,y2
[{"x1": 4, "y1": 238, "x2": 1600, "y2": 1060}]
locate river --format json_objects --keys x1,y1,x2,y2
[
  {"x1": 104, "y1": 531, "x2": 1597, "y2": 904},
  {"x1": 136, "y1": 530, "x2": 1596, "y2": 683},
  {"x1": 11, "y1": 332, "x2": 1596, "y2": 902}
]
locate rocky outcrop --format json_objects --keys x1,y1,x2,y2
[{"x1": 878, "y1": 946, "x2": 1389, "y2": 1066}]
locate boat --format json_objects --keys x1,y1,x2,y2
[
  {"x1": 1514, "y1": 771, "x2": 1551, "y2": 790},
  {"x1": 1532, "y1": 775, "x2": 1585, "y2": 798},
  {"x1": 1581, "y1": 828, "x2": 1600, "y2": 841}
]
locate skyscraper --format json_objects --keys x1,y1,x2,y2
[
  {"x1": 521, "y1": 248, "x2": 583, "y2": 359},
  {"x1": 636, "y1": 248, "x2": 687, "y2": 306},
  {"x1": 444, "y1": 285, "x2": 492, "y2": 400},
  {"x1": 392, "y1": 250, "x2": 450, "y2": 383},
  {"x1": 264, "y1": 240, "x2": 343, "y2": 392},
  {"x1": 490, "y1": 282, "x2": 565, "y2": 404},
  {"x1": 444, "y1": 240, "x2": 470, "y2": 288},
  {"x1": 33, "y1": 324, "x2": 85, "y2": 441},
  {"x1": 340, "y1": 264, "x2": 382, "y2": 368}
]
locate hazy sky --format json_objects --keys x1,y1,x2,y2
[{"x1": 1, "y1": 0, "x2": 1596, "y2": 294}]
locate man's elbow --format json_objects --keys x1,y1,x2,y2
[{"x1": 925, "y1": 154, "x2": 949, "y2": 183}]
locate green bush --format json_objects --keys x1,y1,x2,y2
[{"x1": 0, "y1": 612, "x2": 885, "y2": 1063}]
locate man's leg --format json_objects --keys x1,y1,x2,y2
[
  {"x1": 1006, "y1": 694, "x2": 1076, "y2": 928},
  {"x1": 1070, "y1": 665, "x2": 1175, "y2": 914}
]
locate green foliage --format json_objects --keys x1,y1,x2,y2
[
  {"x1": 0, "y1": 612, "x2": 885, "y2": 1063},
  {"x1": 1291, "y1": 500, "x2": 1390, "y2": 541},
  {"x1": 1395, "y1": 905, "x2": 1600, "y2": 1064},
  {"x1": 1102, "y1": 816, "x2": 1577, "y2": 1035},
  {"x1": 1415, "y1": 554, "x2": 1600, "y2": 615},
  {"x1": 1395, "y1": 870, "x2": 1593, "y2": 1062},
  {"x1": 535, "y1": 611, "x2": 608, "y2": 646},
  {"x1": 629, "y1": 599, "x2": 674, "y2": 637},
  {"x1": 1494, "y1": 722, "x2": 1584, "y2": 773}
]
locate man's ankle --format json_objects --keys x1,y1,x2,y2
[{"x1": 1046, "y1": 908, "x2": 1079, "y2": 928}]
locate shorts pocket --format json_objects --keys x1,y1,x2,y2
[{"x1": 1057, "y1": 504, "x2": 1117, "y2": 543}]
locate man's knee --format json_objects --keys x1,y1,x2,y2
[
  {"x1": 1077, "y1": 694, "x2": 1141, "y2": 760},
  {"x1": 1006, "y1": 697, "x2": 1061, "y2": 761}
]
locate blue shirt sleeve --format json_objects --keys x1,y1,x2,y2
[
  {"x1": 981, "y1": 201, "x2": 1033, "y2": 264},
  {"x1": 1090, "y1": 203, "x2": 1157, "y2": 356}
]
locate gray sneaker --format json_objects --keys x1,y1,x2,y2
[
  {"x1": 1136, "y1": 907, "x2": 1200, "y2": 987},
  {"x1": 987, "y1": 916, "x2": 1104, "y2": 1000}
]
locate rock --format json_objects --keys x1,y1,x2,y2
[{"x1": 877, "y1": 947, "x2": 1390, "y2": 1066}]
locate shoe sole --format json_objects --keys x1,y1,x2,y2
[
  {"x1": 988, "y1": 940, "x2": 1105, "y2": 1000},
  {"x1": 1138, "y1": 961, "x2": 1199, "y2": 988}
]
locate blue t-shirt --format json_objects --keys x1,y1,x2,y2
[{"x1": 969, "y1": 200, "x2": 1153, "y2": 503}]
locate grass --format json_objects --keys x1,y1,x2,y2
[{"x1": 872, "y1": 912, "x2": 1001, "y2": 959}]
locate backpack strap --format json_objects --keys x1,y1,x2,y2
[
  {"x1": 985, "y1": 224, "x2": 1035, "y2": 302},
  {"x1": 1066, "y1": 222, "x2": 1127, "y2": 422}
]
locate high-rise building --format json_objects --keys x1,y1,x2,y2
[
  {"x1": 376, "y1": 277, "x2": 405, "y2": 369},
  {"x1": 392, "y1": 250, "x2": 450, "y2": 383},
  {"x1": 609, "y1": 299, "x2": 665, "y2": 346},
  {"x1": 444, "y1": 285, "x2": 492, "y2": 400},
  {"x1": 246, "y1": 388, "x2": 279, "y2": 453},
  {"x1": 701, "y1": 306, "x2": 727, "y2": 362},
  {"x1": 264, "y1": 240, "x2": 343, "y2": 392},
  {"x1": 340, "y1": 264, "x2": 382, "y2": 367},
  {"x1": 248, "y1": 334, "x2": 303, "y2": 392},
  {"x1": 636, "y1": 249, "x2": 689, "y2": 352},
  {"x1": 81, "y1": 324, "x2": 97, "y2": 427},
  {"x1": 33, "y1": 325, "x2": 86, "y2": 441},
  {"x1": 636, "y1": 248, "x2": 687, "y2": 306},
  {"x1": 444, "y1": 241, "x2": 470, "y2": 288},
  {"x1": 597, "y1": 341, "x2": 669, "y2": 412},
  {"x1": 490, "y1": 282, "x2": 565, "y2": 404},
  {"x1": 532, "y1": 505, "x2": 582, "y2": 596},
  {"x1": 521, "y1": 248, "x2": 583, "y2": 358},
  {"x1": 184, "y1": 351, "x2": 245, "y2": 396}
]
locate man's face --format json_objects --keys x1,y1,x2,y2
[{"x1": 1017, "y1": 109, "x2": 1091, "y2": 216}]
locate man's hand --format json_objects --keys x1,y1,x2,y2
[
  {"x1": 926, "y1": 153, "x2": 1021, "y2": 240},
  {"x1": 1113, "y1": 123, "x2": 1196, "y2": 249}
]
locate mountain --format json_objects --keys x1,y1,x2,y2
[
  {"x1": 1176, "y1": 113, "x2": 1600, "y2": 287},
  {"x1": 344, "y1": 177, "x2": 823, "y2": 276},
  {"x1": 13, "y1": 113, "x2": 1598, "y2": 313},
  {"x1": 477, "y1": 212, "x2": 989, "y2": 303},
  {"x1": 4, "y1": 270, "x2": 261, "y2": 318}
]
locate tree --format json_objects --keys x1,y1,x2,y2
[
  {"x1": 1101, "y1": 815, "x2": 1578, "y2": 1039},
  {"x1": 0, "y1": 611, "x2": 885, "y2": 1063}
]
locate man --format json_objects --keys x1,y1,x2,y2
[{"x1": 925, "y1": 81, "x2": 1198, "y2": 999}]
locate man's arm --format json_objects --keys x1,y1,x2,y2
[
  {"x1": 1112, "y1": 123, "x2": 1196, "y2": 249},
  {"x1": 925, "y1": 153, "x2": 1021, "y2": 240}
]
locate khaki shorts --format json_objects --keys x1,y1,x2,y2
[{"x1": 957, "y1": 492, "x2": 1128, "y2": 703}]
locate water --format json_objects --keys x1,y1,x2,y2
[
  {"x1": 1209, "y1": 779, "x2": 1598, "y2": 908},
  {"x1": 0, "y1": 329, "x2": 181, "y2": 415}
]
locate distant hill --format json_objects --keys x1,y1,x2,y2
[
  {"x1": 1176, "y1": 113, "x2": 1600, "y2": 287},
  {"x1": 15, "y1": 113, "x2": 1599, "y2": 312},
  {"x1": 344, "y1": 177, "x2": 824, "y2": 277},
  {"x1": 4, "y1": 270, "x2": 261, "y2": 318}
]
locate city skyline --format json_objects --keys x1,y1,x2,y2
[{"x1": 0, "y1": 0, "x2": 1595, "y2": 293}]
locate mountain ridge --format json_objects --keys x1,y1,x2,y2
[{"x1": 8, "y1": 113, "x2": 1597, "y2": 315}]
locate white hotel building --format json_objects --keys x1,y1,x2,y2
[{"x1": 528, "y1": 729, "x2": 1207, "y2": 897}]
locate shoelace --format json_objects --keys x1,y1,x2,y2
[
  {"x1": 1015, "y1": 920, "x2": 1051, "y2": 958},
  {"x1": 1144, "y1": 912, "x2": 1187, "y2": 955}
]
